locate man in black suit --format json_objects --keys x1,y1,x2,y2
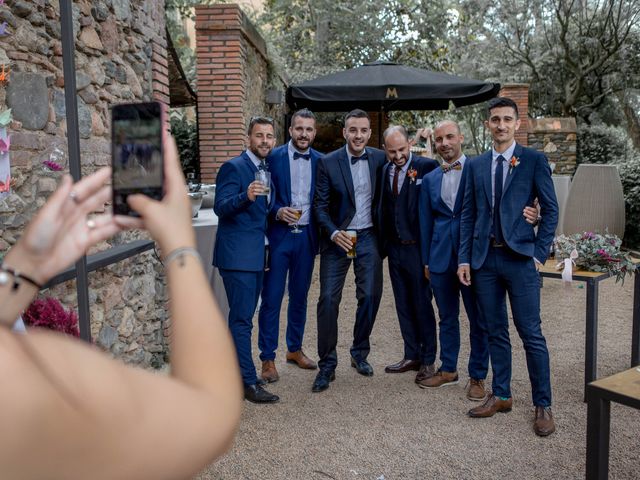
[
  {"x1": 312, "y1": 109, "x2": 387, "y2": 392},
  {"x1": 377, "y1": 126, "x2": 439, "y2": 384}
]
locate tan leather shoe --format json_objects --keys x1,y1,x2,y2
[
  {"x1": 466, "y1": 378, "x2": 487, "y2": 401},
  {"x1": 414, "y1": 363, "x2": 436, "y2": 383},
  {"x1": 468, "y1": 394, "x2": 512, "y2": 417},
  {"x1": 286, "y1": 350, "x2": 317, "y2": 370},
  {"x1": 418, "y1": 370, "x2": 459, "y2": 388},
  {"x1": 533, "y1": 406, "x2": 556, "y2": 436},
  {"x1": 261, "y1": 360, "x2": 279, "y2": 383}
]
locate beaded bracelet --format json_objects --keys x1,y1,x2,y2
[
  {"x1": 163, "y1": 246, "x2": 202, "y2": 268},
  {"x1": 0, "y1": 263, "x2": 44, "y2": 292}
]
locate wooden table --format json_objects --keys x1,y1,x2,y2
[
  {"x1": 585, "y1": 367, "x2": 640, "y2": 479},
  {"x1": 538, "y1": 259, "x2": 640, "y2": 400}
]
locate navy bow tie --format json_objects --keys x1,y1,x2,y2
[
  {"x1": 258, "y1": 161, "x2": 267, "y2": 171},
  {"x1": 351, "y1": 153, "x2": 368, "y2": 165},
  {"x1": 293, "y1": 152, "x2": 311, "y2": 160}
]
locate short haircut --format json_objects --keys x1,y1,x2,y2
[
  {"x1": 344, "y1": 109, "x2": 370, "y2": 124},
  {"x1": 247, "y1": 115, "x2": 274, "y2": 135},
  {"x1": 291, "y1": 108, "x2": 316, "y2": 124},
  {"x1": 487, "y1": 97, "x2": 519, "y2": 118},
  {"x1": 382, "y1": 125, "x2": 409, "y2": 142},
  {"x1": 434, "y1": 120, "x2": 461, "y2": 134}
]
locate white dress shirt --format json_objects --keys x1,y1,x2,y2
[
  {"x1": 288, "y1": 141, "x2": 312, "y2": 225},
  {"x1": 346, "y1": 147, "x2": 373, "y2": 231},
  {"x1": 441, "y1": 154, "x2": 466, "y2": 211},
  {"x1": 388, "y1": 154, "x2": 413, "y2": 192}
]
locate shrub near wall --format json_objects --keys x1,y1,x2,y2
[{"x1": 577, "y1": 123, "x2": 632, "y2": 164}]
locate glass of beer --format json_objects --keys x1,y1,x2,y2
[
  {"x1": 290, "y1": 203, "x2": 303, "y2": 234},
  {"x1": 346, "y1": 230, "x2": 357, "y2": 258},
  {"x1": 255, "y1": 170, "x2": 271, "y2": 196}
]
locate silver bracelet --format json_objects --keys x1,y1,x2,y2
[{"x1": 163, "y1": 247, "x2": 202, "y2": 268}]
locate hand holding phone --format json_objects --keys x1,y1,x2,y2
[{"x1": 111, "y1": 102, "x2": 164, "y2": 216}]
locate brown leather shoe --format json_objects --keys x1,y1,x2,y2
[
  {"x1": 261, "y1": 360, "x2": 279, "y2": 383},
  {"x1": 466, "y1": 378, "x2": 486, "y2": 401},
  {"x1": 414, "y1": 363, "x2": 436, "y2": 383},
  {"x1": 418, "y1": 370, "x2": 459, "y2": 388},
  {"x1": 468, "y1": 394, "x2": 512, "y2": 418},
  {"x1": 385, "y1": 358, "x2": 421, "y2": 373},
  {"x1": 533, "y1": 406, "x2": 556, "y2": 436},
  {"x1": 286, "y1": 350, "x2": 317, "y2": 370}
]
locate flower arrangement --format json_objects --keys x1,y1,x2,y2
[
  {"x1": 554, "y1": 232, "x2": 637, "y2": 283},
  {"x1": 23, "y1": 297, "x2": 80, "y2": 337}
]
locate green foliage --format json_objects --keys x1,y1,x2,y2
[
  {"x1": 554, "y1": 232, "x2": 637, "y2": 283},
  {"x1": 170, "y1": 113, "x2": 199, "y2": 180},
  {"x1": 577, "y1": 124, "x2": 633, "y2": 165},
  {"x1": 618, "y1": 153, "x2": 640, "y2": 248}
]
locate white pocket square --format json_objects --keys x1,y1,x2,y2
[{"x1": 416, "y1": 179, "x2": 422, "y2": 185}]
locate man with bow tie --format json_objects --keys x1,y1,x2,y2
[
  {"x1": 457, "y1": 98, "x2": 559, "y2": 436},
  {"x1": 213, "y1": 115, "x2": 278, "y2": 404},
  {"x1": 257, "y1": 109, "x2": 322, "y2": 384},
  {"x1": 312, "y1": 109, "x2": 387, "y2": 393},
  {"x1": 376, "y1": 126, "x2": 439, "y2": 383}
]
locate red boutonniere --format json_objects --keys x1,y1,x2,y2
[
  {"x1": 407, "y1": 167, "x2": 418, "y2": 183},
  {"x1": 509, "y1": 155, "x2": 520, "y2": 174}
]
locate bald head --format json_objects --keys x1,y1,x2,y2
[
  {"x1": 383, "y1": 125, "x2": 411, "y2": 167},
  {"x1": 434, "y1": 120, "x2": 464, "y2": 163}
]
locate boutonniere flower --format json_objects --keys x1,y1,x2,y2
[
  {"x1": 407, "y1": 167, "x2": 418, "y2": 183},
  {"x1": 509, "y1": 155, "x2": 520, "y2": 174}
]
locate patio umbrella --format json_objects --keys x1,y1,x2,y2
[{"x1": 286, "y1": 61, "x2": 500, "y2": 112}]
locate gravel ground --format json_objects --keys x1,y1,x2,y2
[{"x1": 197, "y1": 260, "x2": 639, "y2": 480}]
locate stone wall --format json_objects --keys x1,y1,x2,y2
[
  {"x1": 195, "y1": 4, "x2": 286, "y2": 183},
  {"x1": 0, "y1": 0, "x2": 171, "y2": 368},
  {"x1": 528, "y1": 117, "x2": 577, "y2": 175}
]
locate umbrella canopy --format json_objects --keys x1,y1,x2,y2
[{"x1": 286, "y1": 61, "x2": 500, "y2": 112}]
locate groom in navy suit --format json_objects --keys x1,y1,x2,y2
[
  {"x1": 257, "y1": 109, "x2": 321, "y2": 383},
  {"x1": 458, "y1": 97, "x2": 558, "y2": 436},
  {"x1": 377, "y1": 126, "x2": 439, "y2": 383},
  {"x1": 213, "y1": 116, "x2": 279, "y2": 404},
  {"x1": 312, "y1": 109, "x2": 386, "y2": 392}
]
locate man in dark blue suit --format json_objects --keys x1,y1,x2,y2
[
  {"x1": 458, "y1": 97, "x2": 559, "y2": 436},
  {"x1": 213, "y1": 115, "x2": 279, "y2": 404},
  {"x1": 419, "y1": 120, "x2": 489, "y2": 399},
  {"x1": 377, "y1": 126, "x2": 439, "y2": 383},
  {"x1": 257, "y1": 109, "x2": 321, "y2": 383},
  {"x1": 312, "y1": 109, "x2": 386, "y2": 392}
]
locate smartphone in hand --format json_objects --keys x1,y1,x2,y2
[{"x1": 111, "y1": 102, "x2": 164, "y2": 216}]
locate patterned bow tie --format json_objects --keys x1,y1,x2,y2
[
  {"x1": 442, "y1": 160, "x2": 461, "y2": 173},
  {"x1": 351, "y1": 153, "x2": 368, "y2": 165},
  {"x1": 293, "y1": 152, "x2": 311, "y2": 160},
  {"x1": 258, "y1": 161, "x2": 268, "y2": 171}
]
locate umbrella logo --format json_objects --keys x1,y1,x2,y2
[{"x1": 386, "y1": 87, "x2": 398, "y2": 99}]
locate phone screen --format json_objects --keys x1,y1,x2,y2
[{"x1": 111, "y1": 102, "x2": 163, "y2": 216}]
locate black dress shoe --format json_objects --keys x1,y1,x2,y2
[
  {"x1": 244, "y1": 384, "x2": 280, "y2": 404},
  {"x1": 385, "y1": 358, "x2": 421, "y2": 373},
  {"x1": 311, "y1": 370, "x2": 336, "y2": 393},
  {"x1": 351, "y1": 357, "x2": 374, "y2": 376}
]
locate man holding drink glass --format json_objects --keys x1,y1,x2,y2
[
  {"x1": 257, "y1": 109, "x2": 323, "y2": 383},
  {"x1": 312, "y1": 109, "x2": 386, "y2": 393},
  {"x1": 213, "y1": 115, "x2": 278, "y2": 404}
]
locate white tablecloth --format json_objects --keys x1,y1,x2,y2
[{"x1": 192, "y1": 208, "x2": 229, "y2": 318}]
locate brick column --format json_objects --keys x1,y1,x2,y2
[
  {"x1": 499, "y1": 83, "x2": 529, "y2": 146},
  {"x1": 148, "y1": 2, "x2": 169, "y2": 107},
  {"x1": 195, "y1": 4, "x2": 254, "y2": 182}
]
